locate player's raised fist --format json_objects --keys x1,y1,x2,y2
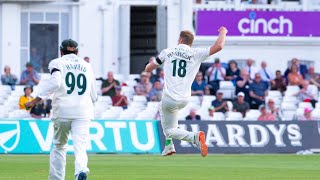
[{"x1": 218, "y1": 26, "x2": 228, "y2": 34}]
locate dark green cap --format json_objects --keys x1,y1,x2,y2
[
  {"x1": 26, "y1": 62, "x2": 33, "y2": 67},
  {"x1": 60, "y1": 39, "x2": 78, "y2": 52}
]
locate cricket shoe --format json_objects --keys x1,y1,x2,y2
[
  {"x1": 162, "y1": 141, "x2": 176, "y2": 156},
  {"x1": 75, "y1": 171, "x2": 87, "y2": 180},
  {"x1": 195, "y1": 131, "x2": 208, "y2": 157}
]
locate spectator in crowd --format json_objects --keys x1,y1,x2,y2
[
  {"x1": 158, "y1": 69, "x2": 165, "y2": 86},
  {"x1": 30, "y1": 100, "x2": 48, "y2": 119},
  {"x1": 186, "y1": 108, "x2": 201, "y2": 121},
  {"x1": 259, "y1": 61, "x2": 274, "y2": 82},
  {"x1": 266, "y1": 98, "x2": 282, "y2": 120},
  {"x1": 270, "y1": 70, "x2": 287, "y2": 94},
  {"x1": 258, "y1": 105, "x2": 276, "y2": 121},
  {"x1": 192, "y1": 71, "x2": 208, "y2": 96},
  {"x1": 30, "y1": 47, "x2": 41, "y2": 72},
  {"x1": 232, "y1": 92, "x2": 250, "y2": 117},
  {"x1": 148, "y1": 80, "x2": 163, "y2": 101},
  {"x1": 20, "y1": 62, "x2": 40, "y2": 86},
  {"x1": 19, "y1": 86, "x2": 34, "y2": 110},
  {"x1": 245, "y1": 58, "x2": 258, "y2": 80},
  {"x1": 206, "y1": 58, "x2": 226, "y2": 95},
  {"x1": 288, "y1": 64, "x2": 304, "y2": 86},
  {"x1": 1, "y1": 65, "x2": 18, "y2": 90},
  {"x1": 225, "y1": 60, "x2": 240, "y2": 85},
  {"x1": 236, "y1": 68, "x2": 252, "y2": 103},
  {"x1": 101, "y1": 71, "x2": 120, "y2": 96},
  {"x1": 84, "y1": 56, "x2": 90, "y2": 63},
  {"x1": 298, "y1": 107, "x2": 314, "y2": 121},
  {"x1": 285, "y1": 58, "x2": 308, "y2": 78},
  {"x1": 203, "y1": 106, "x2": 216, "y2": 121},
  {"x1": 305, "y1": 66, "x2": 320, "y2": 89},
  {"x1": 135, "y1": 71, "x2": 152, "y2": 96},
  {"x1": 295, "y1": 80, "x2": 318, "y2": 107},
  {"x1": 112, "y1": 86, "x2": 128, "y2": 109},
  {"x1": 249, "y1": 73, "x2": 268, "y2": 109},
  {"x1": 211, "y1": 90, "x2": 229, "y2": 113},
  {"x1": 204, "y1": 86, "x2": 211, "y2": 95}
]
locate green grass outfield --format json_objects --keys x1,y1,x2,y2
[{"x1": 0, "y1": 154, "x2": 319, "y2": 180}]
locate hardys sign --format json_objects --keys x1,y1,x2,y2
[
  {"x1": 159, "y1": 121, "x2": 320, "y2": 153},
  {"x1": 197, "y1": 11, "x2": 320, "y2": 37},
  {"x1": 0, "y1": 120, "x2": 161, "y2": 154}
]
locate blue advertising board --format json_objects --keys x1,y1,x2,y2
[
  {"x1": 158, "y1": 121, "x2": 320, "y2": 154},
  {"x1": 0, "y1": 120, "x2": 161, "y2": 154}
]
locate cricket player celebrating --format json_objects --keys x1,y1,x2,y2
[
  {"x1": 145, "y1": 27, "x2": 228, "y2": 157},
  {"x1": 25, "y1": 39, "x2": 97, "y2": 180}
]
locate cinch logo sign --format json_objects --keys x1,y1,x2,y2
[
  {"x1": 197, "y1": 11, "x2": 320, "y2": 37},
  {"x1": 238, "y1": 11, "x2": 293, "y2": 35}
]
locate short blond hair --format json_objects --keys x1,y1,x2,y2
[{"x1": 179, "y1": 30, "x2": 194, "y2": 45}]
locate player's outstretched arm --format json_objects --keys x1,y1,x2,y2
[
  {"x1": 209, "y1": 26, "x2": 228, "y2": 56},
  {"x1": 145, "y1": 61, "x2": 159, "y2": 73}
]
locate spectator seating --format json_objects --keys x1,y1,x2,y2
[
  {"x1": 8, "y1": 109, "x2": 31, "y2": 118},
  {"x1": 118, "y1": 109, "x2": 137, "y2": 120},
  {"x1": 213, "y1": 112, "x2": 225, "y2": 121},
  {"x1": 121, "y1": 86, "x2": 135, "y2": 100},
  {"x1": 244, "y1": 110, "x2": 261, "y2": 121},
  {"x1": 226, "y1": 101, "x2": 233, "y2": 112},
  {"x1": 3, "y1": 69, "x2": 320, "y2": 121},
  {"x1": 189, "y1": 96, "x2": 201, "y2": 106},
  {"x1": 311, "y1": 109, "x2": 320, "y2": 120},
  {"x1": 133, "y1": 95, "x2": 148, "y2": 104},
  {"x1": 128, "y1": 74, "x2": 140, "y2": 81},
  {"x1": 281, "y1": 102, "x2": 297, "y2": 120},
  {"x1": 282, "y1": 96, "x2": 299, "y2": 105},
  {"x1": 136, "y1": 109, "x2": 157, "y2": 120},
  {"x1": 219, "y1": 81, "x2": 235, "y2": 99},
  {"x1": 113, "y1": 74, "x2": 125, "y2": 83},
  {"x1": 296, "y1": 108, "x2": 306, "y2": 120},
  {"x1": 284, "y1": 86, "x2": 300, "y2": 97},
  {"x1": 226, "y1": 112, "x2": 243, "y2": 121},
  {"x1": 124, "y1": 80, "x2": 137, "y2": 87},
  {"x1": 298, "y1": 102, "x2": 313, "y2": 109}
]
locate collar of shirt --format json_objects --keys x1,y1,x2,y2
[
  {"x1": 177, "y1": 44, "x2": 191, "y2": 49},
  {"x1": 63, "y1": 54, "x2": 78, "y2": 59}
]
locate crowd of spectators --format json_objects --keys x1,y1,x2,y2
[
  {"x1": 0, "y1": 62, "x2": 52, "y2": 118},
  {"x1": 95, "y1": 57, "x2": 319, "y2": 121},
  {"x1": 1, "y1": 56, "x2": 319, "y2": 121},
  {"x1": 192, "y1": 58, "x2": 319, "y2": 121}
]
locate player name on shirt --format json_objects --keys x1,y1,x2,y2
[
  {"x1": 167, "y1": 50, "x2": 192, "y2": 60},
  {"x1": 65, "y1": 64, "x2": 87, "y2": 72}
]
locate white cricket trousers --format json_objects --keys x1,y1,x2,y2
[
  {"x1": 159, "y1": 94, "x2": 195, "y2": 142},
  {"x1": 49, "y1": 118, "x2": 90, "y2": 180}
]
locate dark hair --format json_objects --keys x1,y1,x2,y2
[
  {"x1": 228, "y1": 60, "x2": 237, "y2": 67},
  {"x1": 60, "y1": 39, "x2": 78, "y2": 55},
  {"x1": 24, "y1": 86, "x2": 33, "y2": 93}
]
